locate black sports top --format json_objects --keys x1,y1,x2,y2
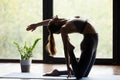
[{"x1": 71, "y1": 19, "x2": 87, "y2": 33}]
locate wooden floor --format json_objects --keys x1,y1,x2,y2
[{"x1": 0, "y1": 63, "x2": 120, "y2": 79}]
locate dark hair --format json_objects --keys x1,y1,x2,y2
[
  {"x1": 48, "y1": 21, "x2": 62, "y2": 33},
  {"x1": 46, "y1": 20, "x2": 63, "y2": 56}
]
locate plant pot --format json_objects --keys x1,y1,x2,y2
[{"x1": 20, "y1": 60, "x2": 31, "y2": 72}]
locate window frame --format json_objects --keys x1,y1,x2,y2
[
  {"x1": 43, "y1": 0, "x2": 120, "y2": 65},
  {"x1": 0, "y1": 0, "x2": 120, "y2": 65}
]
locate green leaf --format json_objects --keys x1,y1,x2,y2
[{"x1": 13, "y1": 38, "x2": 41, "y2": 60}]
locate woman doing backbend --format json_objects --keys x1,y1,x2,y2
[{"x1": 26, "y1": 15, "x2": 98, "y2": 79}]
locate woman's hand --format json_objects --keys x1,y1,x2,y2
[
  {"x1": 74, "y1": 16, "x2": 80, "y2": 18},
  {"x1": 67, "y1": 67, "x2": 73, "y2": 78},
  {"x1": 26, "y1": 24, "x2": 38, "y2": 31}
]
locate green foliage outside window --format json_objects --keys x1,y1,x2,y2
[{"x1": 0, "y1": 0, "x2": 43, "y2": 59}]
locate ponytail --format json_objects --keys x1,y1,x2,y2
[{"x1": 46, "y1": 34, "x2": 56, "y2": 56}]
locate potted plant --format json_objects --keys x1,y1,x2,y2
[{"x1": 13, "y1": 38, "x2": 41, "y2": 72}]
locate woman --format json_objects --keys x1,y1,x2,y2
[{"x1": 26, "y1": 16, "x2": 98, "y2": 79}]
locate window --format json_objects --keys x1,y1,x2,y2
[
  {"x1": 1, "y1": 0, "x2": 120, "y2": 65},
  {"x1": 53, "y1": 0, "x2": 113, "y2": 58},
  {"x1": 0, "y1": 0, "x2": 43, "y2": 60},
  {"x1": 43, "y1": 0, "x2": 120, "y2": 65}
]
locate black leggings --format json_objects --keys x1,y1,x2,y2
[{"x1": 59, "y1": 33, "x2": 98, "y2": 79}]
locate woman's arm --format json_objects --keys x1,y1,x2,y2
[
  {"x1": 61, "y1": 27, "x2": 72, "y2": 78},
  {"x1": 26, "y1": 19, "x2": 51, "y2": 31}
]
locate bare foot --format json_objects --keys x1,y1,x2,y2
[{"x1": 43, "y1": 69, "x2": 60, "y2": 76}]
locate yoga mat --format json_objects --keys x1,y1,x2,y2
[
  {"x1": 0, "y1": 72, "x2": 120, "y2": 80},
  {"x1": 0, "y1": 72, "x2": 76, "y2": 79}
]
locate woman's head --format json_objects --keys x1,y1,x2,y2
[
  {"x1": 46, "y1": 16, "x2": 63, "y2": 56},
  {"x1": 47, "y1": 17, "x2": 63, "y2": 34}
]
